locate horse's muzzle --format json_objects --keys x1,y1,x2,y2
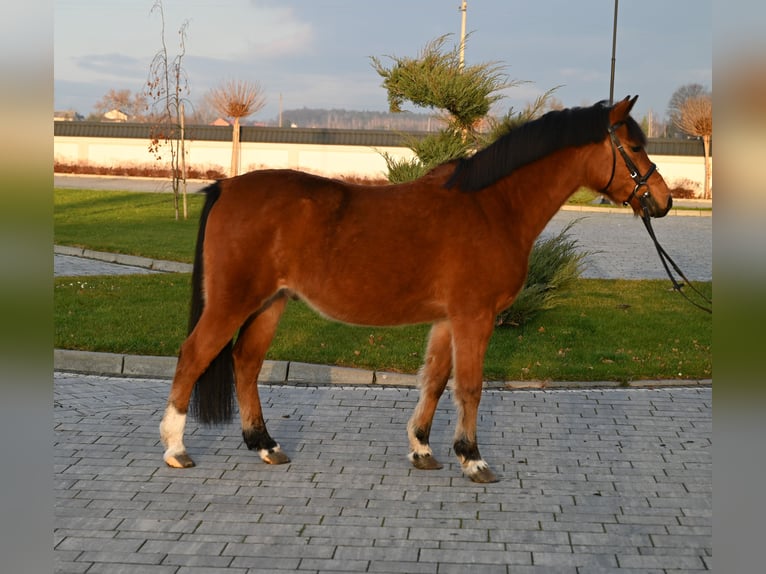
[{"x1": 644, "y1": 193, "x2": 672, "y2": 218}]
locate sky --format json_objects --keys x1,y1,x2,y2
[{"x1": 54, "y1": 0, "x2": 712, "y2": 123}]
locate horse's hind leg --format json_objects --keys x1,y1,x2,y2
[
  {"x1": 450, "y1": 315, "x2": 498, "y2": 483},
  {"x1": 233, "y1": 294, "x2": 290, "y2": 465},
  {"x1": 161, "y1": 311, "x2": 244, "y2": 468},
  {"x1": 408, "y1": 321, "x2": 453, "y2": 471}
]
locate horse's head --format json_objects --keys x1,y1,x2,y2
[{"x1": 599, "y1": 96, "x2": 673, "y2": 218}]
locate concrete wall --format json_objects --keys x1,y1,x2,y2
[
  {"x1": 648, "y1": 154, "x2": 710, "y2": 196},
  {"x1": 54, "y1": 135, "x2": 415, "y2": 181},
  {"x1": 54, "y1": 134, "x2": 710, "y2": 194}
]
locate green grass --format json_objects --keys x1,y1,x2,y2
[
  {"x1": 54, "y1": 273, "x2": 712, "y2": 382},
  {"x1": 567, "y1": 187, "x2": 600, "y2": 205},
  {"x1": 54, "y1": 189, "x2": 206, "y2": 262}
]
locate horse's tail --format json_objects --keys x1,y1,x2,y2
[{"x1": 188, "y1": 181, "x2": 236, "y2": 426}]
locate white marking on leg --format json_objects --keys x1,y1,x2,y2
[
  {"x1": 258, "y1": 444, "x2": 283, "y2": 461},
  {"x1": 407, "y1": 441, "x2": 434, "y2": 463},
  {"x1": 160, "y1": 404, "x2": 187, "y2": 464},
  {"x1": 462, "y1": 459, "x2": 489, "y2": 475}
]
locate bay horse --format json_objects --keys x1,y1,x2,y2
[{"x1": 160, "y1": 96, "x2": 672, "y2": 483}]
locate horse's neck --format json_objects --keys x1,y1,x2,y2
[{"x1": 492, "y1": 146, "x2": 595, "y2": 246}]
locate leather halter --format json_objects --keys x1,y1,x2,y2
[{"x1": 599, "y1": 121, "x2": 656, "y2": 206}]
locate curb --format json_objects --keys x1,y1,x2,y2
[
  {"x1": 54, "y1": 245, "x2": 193, "y2": 273},
  {"x1": 54, "y1": 349, "x2": 712, "y2": 390}
]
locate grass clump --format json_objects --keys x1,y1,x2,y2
[{"x1": 497, "y1": 221, "x2": 588, "y2": 327}]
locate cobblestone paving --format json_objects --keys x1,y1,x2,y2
[
  {"x1": 55, "y1": 373, "x2": 711, "y2": 573},
  {"x1": 541, "y1": 211, "x2": 712, "y2": 282},
  {"x1": 55, "y1": 254, "x2": 161, "y2": 277}
]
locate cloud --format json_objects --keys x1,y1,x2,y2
[
  {"x1": 187, "y1": 3, "x2": 315, "y2": 62},
  {"x1": 72, "y1": 53, "x2": 149, "y2": 84},
  {"x1": 242, "y1": 8, "x2": 314, "y2": 60}
]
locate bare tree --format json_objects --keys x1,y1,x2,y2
[
  {"x1": 92, "y1": 89, "x2": 149, "y2": 121},
  {"x1": 145, "y1": 0, "x2": 191, "y2": 220},
  {"x1": 674, "y1": 95, "x2": 713, "y2": 199},
  {"x1": 206, "y1": 80, "x2": 267, "y2": 176},
  {"x1": 667, "y1": 83, "x2": 707, "y2": 138}
]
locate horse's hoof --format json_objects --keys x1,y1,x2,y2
[
  {"x1": 164, "y1": 452, "x2": 195, "y2": 468},
  {"x1": 464, "y1": 461, "x2": 498, "y2": 483},
  {"x1": 409, "y1": 452, "x2": 444, "y2": 470},
  {"x1": 260, "y1": 447, "x2": 291, "y2": 465}
]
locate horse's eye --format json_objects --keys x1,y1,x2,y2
[{"x1": 630, "y1": 146, "x2": 642, "y2": 152}]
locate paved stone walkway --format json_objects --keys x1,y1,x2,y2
[
  {"x1": 55, "y1": 373, "x2": 711, "y2": 573},
  {"x1": 541, "y1": 211, "x2": 712, "y2": 282},
  {"x1": 55, "y1": 254, "x2": 161, "y2": 277}
]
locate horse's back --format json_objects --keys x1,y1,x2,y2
[
  {"x1": 200, "y1": 167, "x2": 524, "y2": 326},
  {"x1": 211, "y1": 168, "x2": 456, "y2": 236}
]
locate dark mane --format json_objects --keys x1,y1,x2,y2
[{"x1": 445, "y1": 102, "x2": 642, "y2": 192}]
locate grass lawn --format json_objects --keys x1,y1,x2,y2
[
  {"x1": 54, "y1": 188, "x2": 206, "y2": 262},
  {"x1": 54, "y1": 273, "x2": 712, "y2": 382}
]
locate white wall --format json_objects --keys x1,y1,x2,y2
[
  {"x1": 54, "y1": 136, "x2": 416, "y2": 181},
  {"x1": 54, "y1": 135, "x2": 709, "y2": 194},
  {"x1": 650, "y1": 155, "x2": 710, "y2": 196}
]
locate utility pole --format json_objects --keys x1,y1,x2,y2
[
  {"x1": 459, "y1": 1, "x2": 467, "y2": 70},
  {"x1": 609, "y1": 0, "x2": 619, "y2": 104}
]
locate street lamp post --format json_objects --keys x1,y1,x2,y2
[{"x1": 609, "y1": 0, "x2": 619, "y2": 104}]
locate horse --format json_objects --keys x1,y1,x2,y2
[{"x1": 160, "y1": 96, "x2": 672, "y2": 483}]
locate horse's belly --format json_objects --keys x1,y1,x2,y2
[{"x1": 292, "y1": 280, "x2": 445, "y2": 327}]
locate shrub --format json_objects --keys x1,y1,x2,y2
[
  {"x1": 54, "y1": 161, "x2": 228, "y2": 180},
  {"x1": 381, "y1": 154, "x2": 429, "y2": 184},
  {"x1": 496, "y1": 220, "x2": 588, "y2": 328},
  {"x1": 669, "y1": 178, "x2": 699, "y2": 199}
]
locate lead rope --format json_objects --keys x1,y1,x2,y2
[{"x1": 639, "y1": 199, "x2": 712, "y2": 313}]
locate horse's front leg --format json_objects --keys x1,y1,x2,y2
[
  {"x1": 234, "y1": 296, "x2": 290, "y2": 465},
  {"x1": 408, "y1": 320, "x2": 453, "y2": 470},
  {"x1": 450, "y1": 315, "x2": 498, "y2": 483}
]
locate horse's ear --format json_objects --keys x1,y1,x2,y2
[{"x1": 609, "y1": 95, "x2": 638, "y2": 123}]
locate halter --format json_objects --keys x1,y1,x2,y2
[
  {"x1": 600, "y1": 121, "x2": 712, "y2": 314},
  {"x1": 599, "y1": 121, "x2": 656, "y2": 204}
]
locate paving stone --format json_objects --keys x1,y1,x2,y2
[
  {"x1": 531, "y1": 551, "x2": 618, "y2": 569},
  {"x1": 54, "y1": 373, "x2": 711, "y2": 573},
  {"x1": 616, "y1": 553, "x2": 707, "y2": 570},
  {"x1": 83, "y1": 565, "x2": 179, "y2": 574}
]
